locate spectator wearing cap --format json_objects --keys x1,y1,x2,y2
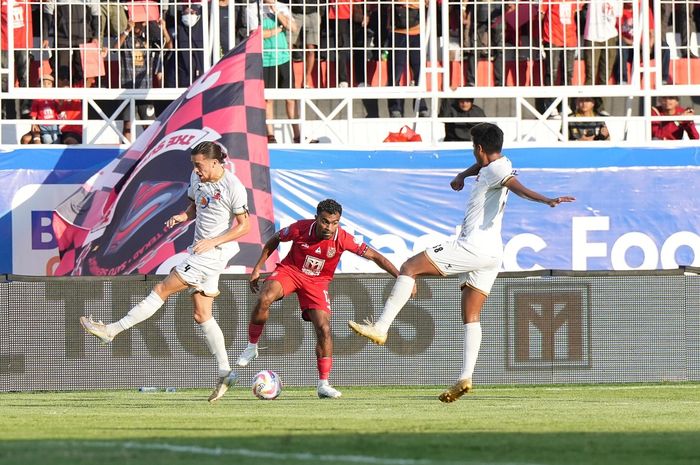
[
  {"x1": 439, "y1": 97, "x2": 486, "y2": 142},
  {"x1": 568, "y1": 97, "x2": 610, "y2": 141},
  {"x1": 20, "y1": 74, "x2": 61, "y2": 144},
  {"x1": 651, "y1": 96, "x2": 699, "y2": 140}
]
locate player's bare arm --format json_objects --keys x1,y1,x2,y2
[
  {"x1": 249, "y1": 232, "x2": 282, "y2": 293},
  {"x1": 165, "y1": 201, "x2": 196, "y2": 228},
  {"x1": 504, "y1": 177, "x2": 576, "y2": 207},
  {"x1": 193, "y1": 210, "x2": 251, "y2": 255},
  {"x1": 364, "y1": 248, "x2": 417, "y2": 297},
  {"x1": 450, "y1": 163, "x2": 481, "y2": 191}
]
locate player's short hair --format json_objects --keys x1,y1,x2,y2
[
  {"x1": 470, "y1": 123, "x2": 503, "y2": 154},
  {"x1": 317, "y1": 199, "x2": 342, "y2": 217},
  {"x1": 191, "y1": 141, "x2": 227, "y2": 162}
]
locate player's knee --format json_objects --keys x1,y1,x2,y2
[
  {"x1": 314, "y1": 323, "x2": 332, "y2": 340},
  {"x1": 257, "y1": 291, "x2": 277, "y2": 309}
]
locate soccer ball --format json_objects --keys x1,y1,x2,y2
[{"x1": 252, "y1": 370, "x2": 282, "y2": 400}]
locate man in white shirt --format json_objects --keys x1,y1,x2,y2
[
  {"x1": 583, "y1": 0, "x2": 623, "y2": 85},
  {"x1": 348, "y1": 123, "x2": 575, "y2": 402},
  {"x1": 80, "y1": 141, "x2": 251, "y2": 403}
]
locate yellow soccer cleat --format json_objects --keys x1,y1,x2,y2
[
  {"x1": 438, "y1": 378, "x2": 473, "y2": 403},
  {"x1": 347, "y1": 319, "x2": 387, "y2": 345}
]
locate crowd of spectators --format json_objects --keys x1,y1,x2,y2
[{"x1": 1, "y1": 1, "x2": 699, "y2": 142}]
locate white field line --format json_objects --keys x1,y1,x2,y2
[
  {"x1": 82, "y1": 441, "x2": 547, "y2": 465},
  {"x1": 533, "y1": 384, "x2": 700, "y2": 392}
]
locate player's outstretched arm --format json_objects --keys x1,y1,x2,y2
[
  {"x1": 504, "y1": 177, "x2": 575, "y2": 207},
  {"x1": 249, "y1": 232, "x2": 281, "y2": 293},
  {"x1": 450, "y1": 163, "x2": 481, "y2": 191}
]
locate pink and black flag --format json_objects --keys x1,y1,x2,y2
[{"x1": 52, "y1": 28, "x2": 277, "y2": 276}]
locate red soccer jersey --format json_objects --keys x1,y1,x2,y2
[
  {"x1": 278, "y1": 219, "x2": 368, "y2": 281},
  {"x1": 30, "y1": 100, "x2": 59, "y2": 121},
  {"x1": 0, "y1": 0, "x2": 33, "y2": 50}
]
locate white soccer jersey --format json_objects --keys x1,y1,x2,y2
[
  {"x1": 457, "y1": 157, "x2": 515, "y2": 258},
  {"x1": 187, "y1": 169, "x2": 248, "y2": 252}
]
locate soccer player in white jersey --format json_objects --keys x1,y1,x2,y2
[
  {"x1": 80, "y1": 141, "x2": 251, "y2": 403},
  {"x1": 348, "y1": 123, "x2": 575, "y2": 402}
]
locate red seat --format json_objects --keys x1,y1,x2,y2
[{"x1": 670, "y1": 58, "x2": 700, "y2": 85}]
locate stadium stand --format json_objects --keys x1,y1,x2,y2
[{"x1": 0, "y1": 0, "x2": 698, "y2": 145}]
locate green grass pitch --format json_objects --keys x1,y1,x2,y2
[{"x1": 1, "y1": 383, "x2": 699, "y2": 465}]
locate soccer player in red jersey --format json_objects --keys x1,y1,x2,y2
[{"x1": 236, "y1": 199, "x2": 411, "y2": 398}]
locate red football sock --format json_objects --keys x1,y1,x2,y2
[
  {"x1": 317, "y1": 357, "x2": 332, "y2": 380},
  {"x1": 248, "y1": 323, "x2": 264, "y2": 344}
]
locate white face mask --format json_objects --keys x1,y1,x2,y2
[{"x1": 181, "y1": 13, "x2": 200, "y2": 27}]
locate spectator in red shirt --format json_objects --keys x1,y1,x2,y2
[
  {"x1": 235, "y1": 199, "x2": 411, "y2": 399},
  {"x1": 20, "y1": 74, "x2": 61, "y2": 144},
  {"x1": 1, "y1": 0, "x2": 33, "y2": 118},
  {"x1": 536, "y1": 0, "x2": 584, "y2": 117},
  {"x1": 651, "y1": 96, "x2": 699, "y2": 140},
  {"x1": 55, "y1": 66, "x2": 83, "y2": 144}
]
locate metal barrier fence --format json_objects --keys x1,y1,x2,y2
[
  {"x1": 1, "y1": 270, "x2": 698, "y2": 391},
  {"x1": 1, "y1": 0, "x2": 699, "y2": 144}
]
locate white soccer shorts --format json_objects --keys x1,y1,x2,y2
[
  {"x1": 424, "y1": 240, "x2": 501, "y2": 296},
  {"x1": 175, "y1": 246, "x2": 234, "y2": 297}
]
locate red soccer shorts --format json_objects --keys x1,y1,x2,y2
[{"x1": 266, "y1": 265, "x2": 331, "y2": 319}]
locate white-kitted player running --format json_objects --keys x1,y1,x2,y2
[
  {"x1": 348, "y1": 122, "x2": 575, "y2": 403},
  {"x1": 80, "y1": 141, "x2": 251, "y2": 403}
]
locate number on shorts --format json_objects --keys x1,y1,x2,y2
[{"x1": 432, "y1": 246, "x2": 443, "y2": 253}]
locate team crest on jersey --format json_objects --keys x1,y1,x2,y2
[
  {"x1": 327, "y1": 247, "x2": 336, "y2": 258},
  {"x1": 213, "y1": 190, "x2": 221, "y2": 200}
]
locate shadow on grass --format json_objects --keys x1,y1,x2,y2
[{"x1": 1, "y1": 432, "x2": 699, "y2": 465}]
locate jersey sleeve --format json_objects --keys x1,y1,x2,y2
[
  {"x1": 340, "y1": 229, "x2": 368, "y2": 257},
  {"x1": 229, "y1": 176, "x2": 249, "y2": 215},
  {"x1": 490, "y1": 160, "x2": 516, "y2": 187},
  {"x1": 278, "y1": 221, "x2": 300, "y2": 243}
]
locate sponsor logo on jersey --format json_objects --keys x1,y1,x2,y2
[
  {"x1": 315, "y1": 247, "x2": 322, "y2": 254},
  {"x1": 302, "y1": 255, "x2": 325, "y2": 276}
]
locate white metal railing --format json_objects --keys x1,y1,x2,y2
[{"x1": 0, "y1": 0, "x2": 698, "y2": 145}]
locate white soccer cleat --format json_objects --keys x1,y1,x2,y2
[
  {"x1": 236, "y1": 344, "x2": 259, "y2": 367},
  {"x1": 208, "y1": 370, "x2": 239, "y2": 403},
  {"x1": 317, "y1": 381, "x2": 342, "y2": 399},
  {"x1": 79, "y1": 315, "x2": 114, "y2": 344},
  {"x1": 347, "y1": 319, "x2": 387, "y2": 345}
]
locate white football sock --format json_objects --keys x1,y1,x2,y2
[
  {"x1": 375, "y1": 275, "x2": 415, "y2": 333},
  {"x1": 459, "y1": 322, "x2": 482, "y2": 380},
  {"x1": 108, "y1": 291, "x2": 164, "y2": 336},
  {"x1": 200, "y1": 317, "x2": 232, "y2": 377}
]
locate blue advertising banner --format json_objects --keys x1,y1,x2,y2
[{"x1": 1, "y1": 145, "x2": 699, "y2": 274}]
